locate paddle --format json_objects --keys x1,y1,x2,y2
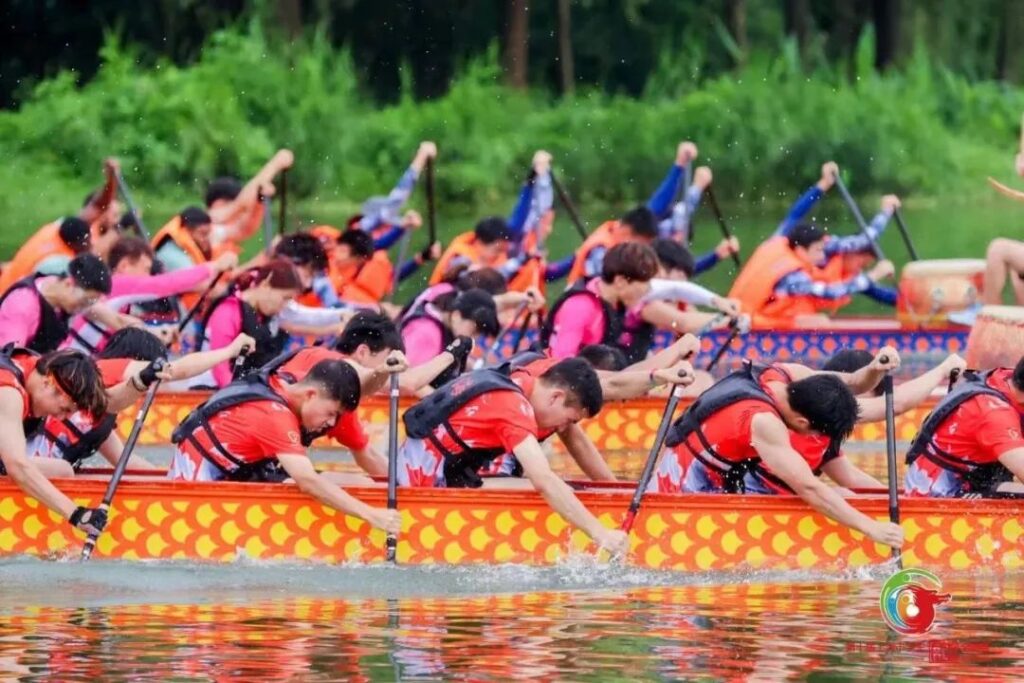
[
  {"x1": 231, "y1": 345, "x2": 252, "y2": 381},
  {"x1": 550, "y1": 171, "x2": 589, "y2": 241},
  {"x1": 261, "y1": 196, "x2": 274, "y2": 256},
  {"x1": 115, "y1": 170, "x2": 150, "y2": 240},
  {"x1": 278, "y1": 169, "x2": 288, "y2": 235},
  {"x1": 176, "y1": 271, "x2": 226, "y2": 334},
  {"x1": 81, "y1": 359, "x2": 166, "y2": 561},
  {"x1": 620, "y1": 381, "x2": 687, "y2": 535},
  {"x1": 705, "y1": 318, "x2": 743, "y2": 372},
  {"x1": 832, "y1": 172, "x2": 884, "y2": 261},
  {"x1": 881, "y1": 371, "x2": 903, "y2": 569},
  {"x1": 385, "y1": 358, "x2": 401, "y2": 563},
  {"x1": 705, "y1": 185, "x2": 742, "y2": 269},
  {"x1": 947, "y1": 367, "x2": 961, "y2": 393},
  {"x1": 892, "y1": 210, "x2": 919, "y2": 261},
  {"x1": 425, "y1": 157, "x2": 438, "y2": 246},
  {"x1": 474, "y1": 300, "x2": 530, "y2": 369},
  {"x1": 512, "y1": 310, "x2": 534, "y2": 353}
]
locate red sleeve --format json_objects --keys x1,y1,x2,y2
[
  {"x1": 490, "y1": 393, "x2": 538, "y2": 452},
  {"x1": 976, "y1": 407, "x2": 1024, "y2": 461},
  {"x1": 254, "y1": 405, "x2": 306, "y2": 456},
  {"x1": 97, "y1": 358, "x2": 133, "y2": 387},
  {"x1": 327, "y1": 411, "x2": 370, "y2": 451}
]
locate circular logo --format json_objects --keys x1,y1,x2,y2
[{"x1": 879, "y1": 568, "x2": 951, "y2": 636}]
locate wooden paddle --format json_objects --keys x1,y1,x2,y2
[
  {"x1": 881, "y1": 372, "x2": 903, "y2": 569},
  {"x1": 261, "y1": 196, "x2": 274, "y2": 256},
  {"x1": 81, "y1": 360, "x2": 166, "y2": 561},
  {"x1": 550, "y1": 171, "x2": 589, "y2": 241},
  {"x1": 832, "y1": 172, "x2": 884, "y2": 260},
  {"x1": 705, "y1": 185, "x2": 742, "y2": 268},
  {"x1": 278, "y1": 169, "x2": 288, "y2": 235},
  {"x1": 385, "y1": 358, "x2": 401, "y2": 563},
  {"x1": 987, "y1": 176, "x2": 1024, "y2": 203},
  {"x1": 892, "y1": 210, "x2": 919, "y2": 261},
  {"x1": 426, "y1": 157, "x2": 438, "y2": 246},
  {"x1": 177, "y1": 271, "x2": 225, "y2": 334},
  {"x1": 620, "y1": 380, "x2": 687, "y2": 534},
  {"x1": 114, "y1": 170, "x2": 150, "y2": 240}
]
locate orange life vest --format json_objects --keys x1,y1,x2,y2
[
  {"x1": 566, "y1": 220, "x2": 627, "y2": 286},
  {"x1": 332, "y1": 251, "x2": 394, "y2": 304},
  {"x1": 728, "y1": 236, "x2": 833, "y2": 329},
  {"x1": 429, "y1": 232, "x2": 508, "y2": 285},
  {"x1": 151, "y1": 216, "x2": 211, "y2": 310},
  {"x1": 0, "y1": 221, "x2": 77, "y2": 293}
]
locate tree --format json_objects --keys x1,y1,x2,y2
[
  {"x1": 557, "y1": 0, "x2": 575, "y2": 94},
  {"x1": 998, "y1": 0, "x2": 1024, "y2": 83},
  {"x1": 873, "y1": 0, "x2": 901, "y2": 72},
  {"x1": 503, "y1": 0, "x2": 530, "y2": 89},
  {"x1": 783, "y1": 0, "x2": 810, "y2": 65},
  {"x1": 724, "y1": 0, "x2": 748, "y2": 65}
]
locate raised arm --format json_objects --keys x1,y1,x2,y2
[
  {"x1": 774, "y1": 161, "x2": 837, "y2": 237},
  {"x1": 856, "y1": 354, "x2": 965, "y2": 423},
  {"x1": 598, "y1": 360, "x2": 695, "y2": 401}
]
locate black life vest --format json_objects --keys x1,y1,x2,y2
[
  {"x1": 38, "y1": 414, "x2": 118, "y2": 469},
  {"x1": 402, "y1": 368, "x2": 524, "y2": 488},
  {"x1": 503, "y1": 349, "x2": 547, "y2": 370},
  {"x1": 0, "y1": 344, "x2": 43, "y2": 438},
  {"x1": 171, "y1": 375, "x2": 291, "y2": 482},
  {"x1": 257, "y1": 348, "x2": 341, "y2": 447},
  {"x1": 197, "y1": 291, "x2": 287, "y2": 379},
  {"x1": 0, "y1": 277, "x2": 69, "y2": 353},
  {"x1": 664, "y1": 362, "x2": 839, "y2": 493},
  {"x1": 539, "y1": 280, "x2": 655, "y2": 365},
  {"x1": 906, "y1": 370, "x2": 1017, "y2": 493},
  {"x1": 400, "y1": 302, "x2": 458, "y2": 388}
]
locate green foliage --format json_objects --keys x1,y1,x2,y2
[{"x1": 1, "y1": 23, "x2": 1022, "y2": 220}]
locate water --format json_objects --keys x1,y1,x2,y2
[{"x1": 0, "y1": 558, "x2": 1020, "y2": 680}]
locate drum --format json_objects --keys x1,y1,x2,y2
[
  {"x1": 897, "y1": 259, "x2": 985, "y2": 325},
  {"x1": 965, "y1": 305, "x2": 1024, "y2": 370}
]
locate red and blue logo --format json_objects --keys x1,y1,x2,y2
[{"x1": 879, "y1": 568, "x2": 951, "y2": 636}]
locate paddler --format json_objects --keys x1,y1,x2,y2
[
  {"x1": 651, "y1": 348, "x2": 906, "y2": 550},
  {"x1": 655, "y1": 164, "x2": 741, "y2": 275},
  {"x1": 0, "y1": 346, "x2": 111, "y2": 538},
  {"x1": 905, "y1": 355, "x2": 1024, "y2": 497},
  {"x1": 151, "y1": 207, "x2": 215, "y2": 274},
  {"x1": 168, "y1": 356, "x2": 402, "y2": 535},
  {"x1": 204, "y1": 148, "x2": 294, "y2": 255},
  {"x1": 541, "y1": 242, "x2": 659, "y2": 364},
  {"x1": 728, "y1": 162, "x2": 899, "y2": 327},
  {"x1": 395, "y1": 356, "x2": 630, "y2": 555}
]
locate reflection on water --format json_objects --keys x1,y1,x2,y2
[{"x1": 0, "y1": 563, "x2": 1020, "y2": 681}]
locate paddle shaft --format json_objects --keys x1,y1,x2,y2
[
  {"x1": 882, "y1": 374, "x2": 903, "y2": 568},
  {"x1": 621, "y1": 386, "x2": 684, "y2": 534},
  {"x1": 947, "y1": 368, "x2": 961, "y2": 393},
  {"x1": 832, "y1": 174, "x2": 884, "y2": 260},
  {"x1": 426, "y1": 157, "x2": 437, "y2": 246},
  {"x1": 892, "y1": 210, "x2": 919, "y2": 261},
  {"x1": 390, "y1": 232, "x2": 412, "y2": 300},
  {"x1": 81, "y1": 366, "x2": 165, "y2": 561},
  {"x1": 278, "y1": 170, "x2": 288, "y2": 234},
  {"x1": 261, "y1": 196, "x2": 273, "y2": 256},
  {"x1": 386, "y1": 367, "x2": 400, "y2": 563},
  {"x1": 482, "y1": 301, "x2": 530, "y2": 365},
  {"x1": 177, "y1": 271, "x2": 225, "y2": 333},
  {"x1": 551, "y1": 172, "x2": 589, "y2": 241},
  {"x1": 115, "y1": 171, "x2": 150, "y2": 240},
  {"x1": 706, "y1": 321, "x2": 741, "y2": 372},
  {"x1": 705, "y1": 186, "x2": 742, "y2": 268}
]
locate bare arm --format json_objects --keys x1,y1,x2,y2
[
  {"x1": 514, "y1": 436, "x2": 616, "y2": 544},
  {"x1": 557, "y1": 423, "x2": 616, "y2": 481},
  {"x1": 751, "y1": 413, "x2": 902, "y2": 548},
  {"x1": 819, "y1": 456, "x2": 885, "y2": 490},
  {"x1": 856, "y1": 355, "x2": 963, "y2": 423},
  {"x1": 599, "y1": 361, "x2": 695, "y2": 401},
  {"x1": 131, "y1": 334, "x2": 253, "y2": 383},
  {"x1": 640, "y1": 300, "x2": 723, "y2": 334},
  {"x1": 0, "y1": 390, "x2": 77, "y2": 520},
  {"x1": 997, "y1": 448, "x2": 1024, "y2": 483},
  {"x1": 625, "y1": 334, "x2": 700, "y2": 373},
  {"x1": 97, "y1": 432, "x2": 158, "y2": 470},
  {"x1": 277, "y1": 452, "x2": 398, "y2": 533},
  {"x1": 208, "y1": 150, "x2": 294, "y2": 225},
  {"x1": 351, "y1": 444, "x2": 388, "y2": 477},
  {"x1": 400, "y1": 352, "x2": 455, "y2": 394}
]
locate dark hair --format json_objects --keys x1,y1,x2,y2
[
  {"x1": 787, "y1": 223, "x2": 826, "y2": 250},
  {"x1": 274, "y1": 233, "x2": 328, "y2": 272},
  {"x1": 786, "y1": 374, "x2": 859, "y2": 443},
  {"x1": 474, "y1": 217, "x2": 512, "y2": 244},
  {"x1": 601, "y1": 242, "x2": 659, "y2": 284},
  {"x1": 823, "y1": 349, "x2": 881, "y2": 396},
  {"x1": 205, "y1": 177, "x2": 243, "y2": 207},
  {"x1": 58, "y1": 217, "x2": 92, "y2": 254},
  {"x1": 36, "y1": 349, "x2": 108, "y2": 416},
  {"x1": 439, "y1": 288, "x2": 499, "y2": 337},
  {"x1": 454, "y1": 267, "x2": 507, "y2": 295},
  {"x1": 302, "y1": 359, "x2": 361, "y2": 412},
  {"x1": 99, "y1": 327, "x2": 167, "y2": 361},
  {"x1": 653, "y1": 238, "x2": 695, "y2": 278},
  {"x1": 234, "y1": 259, "x2": 302, "y2": 292},
  {"x1": 336, "y1": 312, "x2": 405, "y2": 354},
  {"x1": 540, "y1": 358, "x2": 604, "y2": 418},
  {"x1": 619, "y1": 206, "x2": 658, "y2": 239},
  {"x1": 1013, "y1": 356, "x2": 1024, "y2": 392},
  {"x1": 338, "y1": 229, "x2": 374, "y2": 260},
  {"x1": 107, "y1": 236, "x2": 155, "y2": 271},
  {"x1": 180, "y1": 206, "x2": 212, "y2": 230},
  {"x1": 579, "y1": 344, "x2": 627, "y2": 371},
  {"x1": 68, "y1": 253, "x2": 112, "y2": 295}
]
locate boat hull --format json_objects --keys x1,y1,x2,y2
[{"x1": 2, "y1": 479, "x2": 1020, "y2": 572}]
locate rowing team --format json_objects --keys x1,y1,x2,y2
[{"x1": 2, "y1": 302, "x2": 1021, "y2": 556}]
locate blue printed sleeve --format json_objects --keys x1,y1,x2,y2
[
  {"x1": 545, "y1": 254, "x2": 575, "y2": 282},
  {"x1": 373, "y1": 226, "x2": 405, "y2": 250},
  {"x1": 694, "y1": 250, "x2": 719, "y2": 276},
  {"x1": 647, "y1": 164, "x2": 685, "y2": 219},
  {"x1": 823, "y1": 211, "x2": 892, "y2": 256},
  {"x1": 357, "y1": 166, "x2": 419, "y2": 232},
  {"x1": 773, "y1": 270, "x2": 872, "y2": 300},
  {"x1": 774, "y1": 185, "x2": 824, "y2": 237}
]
